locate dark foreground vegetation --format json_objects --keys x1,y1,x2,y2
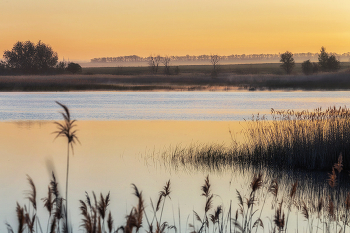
[
  {"x1": 7, "y1": 167, "x2": 350, "y2": 233},
  {"x1": 0, "y1": 41, "x2": 82, "y2": 75},
  {"x1": 163, "y1": 106, "x2": 350, "y2": 172}
]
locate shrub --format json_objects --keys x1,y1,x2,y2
[
  {"x1": 302, "y1": 60, "x2": 313, "y2": 75},
  {"x1": 66, "y1": 62, "x2": 82, "y2": 74}
]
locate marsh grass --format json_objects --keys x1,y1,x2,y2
[
  {"x1": 162, "y1": 106, "x2": 350, "y2": 172},
  {"x1": 9, "y1": 167, "x2": 350, "y2": 233},
  {"x1": 2, "y1": 69, "x2": 350, "y2": 91}
]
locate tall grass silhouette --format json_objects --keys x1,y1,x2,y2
[
  {"x1": 162, "y1": 106, "x2": 350, "y2": 172},
  {"x1": 7, "y1": 157, "x2": 350, "y2": 233},
  {"x1": 53, "y1": 101, "x2": 80, "y2": 232}
]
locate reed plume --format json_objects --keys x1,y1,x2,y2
[
  {"x1": 42, "y1": 186, "x2": 53, "y2": 216},
  {"x1": 107, "y1": 211, "x2": 114, "y2": 233},
  {"x1": 26, "y1": 175, "x2": 37, "y2": 211},
  {"x1": 274, "y1": 200, "x2": 285, "y2": 232},
  {"x1": 98, "y1": 192, "x2": 110, "y2": 232},
  {"x1": 122, "y1": 184, "x2": 144, "y2": 233},
  {"x1": 250, "y1": 173, "x2": 263, "y2": 194},
  {"x1": 53, "y1": 101, "x2": 79, "y2": 233},
  {"x1": 269, "y1": 179, "x2": 279, "y2": 197},
  {"x1": 328, "y1": 168, "x2": 337, "y2": 188},
  {"x1": 16, "y1": 202, "x2": 25, "y2": 233}
]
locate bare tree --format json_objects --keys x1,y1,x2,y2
[
  {"x1": 162, "y1": 56, "x2": 171, "y2": 75},
  {"x1": 148, "y1": 55, "x2": 161, "y2": 74},
  {"x1": 210, "y1": 54, "x2": 220, "y2": 78},
  {"x1": 148, "y1": 55, "x2": 156, "y2": 73}
]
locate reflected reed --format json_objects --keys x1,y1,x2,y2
[{"x1": 7, "y1": 165, "x2": 350, "y2": 233}]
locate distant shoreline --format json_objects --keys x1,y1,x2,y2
[{"x1": 0, "y1": 71, "x2": 350, "y2": 92}]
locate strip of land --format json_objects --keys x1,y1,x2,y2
[{"x1": 1, "y1": 63, "x2": 350, "y2": 91}]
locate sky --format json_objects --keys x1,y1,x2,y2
[{"x1": 1, "y1": 0, "x2": 350, "y2": 61}]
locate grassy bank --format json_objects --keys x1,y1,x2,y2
[
  {"x1": 1, "y1": 70, "x2": 350, "y2": 91},
  {"x1": 163, "y1": 107, "x2": 350, "y2": 172}
]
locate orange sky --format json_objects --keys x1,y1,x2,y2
[{"x1": 1, "y1": 0, "x2": 350, "y2": 61}]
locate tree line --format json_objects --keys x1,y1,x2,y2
[
  {"x1": 280, "y1": 47, "x2": 341, "y2": 75},
  {"x1": 0, "y1": 41, "x2": 82, "y2": 75},
  {"x1": 91, "y1": 52, "x2": 350, "y2": 63}
]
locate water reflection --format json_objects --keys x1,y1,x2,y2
[{"x1": 2, "y1": 119, "x2": 350, "y2": 233}]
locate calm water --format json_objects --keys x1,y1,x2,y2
[
  {"x1": 1, "y1": 91, "x2": 350, "y2": 232},
  {"x1": 1, "y1": 91, "x2": 350, "y2": 121}
]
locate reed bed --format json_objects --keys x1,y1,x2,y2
[
  {"x1": 162, "y1": 106, "x2": 350, "y2": 172},
  {"x1": 7, "y1": 161, "x2": 350, "y2": 233}
]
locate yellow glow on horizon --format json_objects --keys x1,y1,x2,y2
[{"x1": 1, "y1": 0, "x2": 350, "y2": 60}]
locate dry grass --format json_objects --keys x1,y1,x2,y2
[
  {"x1": 163, "y1": 106, "x2": 350, "y2": 172},
  {"x1": 9, "y1": 168, "x2": 350, "y2": 233},
  {"x1": 1, "y1": 70, "x2": 350, "y2": 91}
]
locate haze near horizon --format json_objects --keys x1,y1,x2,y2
[{"x1": 1, "y1": 0, "x2": 350, "y2": 61}]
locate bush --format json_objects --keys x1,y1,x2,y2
[
  {"x1": 302, "y1": 60, "x2": 313, "y2": 75},
  {"x1": 66, "y1": 62, "x2": 82, "y2": 74}
]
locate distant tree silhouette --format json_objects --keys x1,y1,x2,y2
[
  {"x1": 66, "y1": 62, "x2": 82, "y2": 74},
  {"x1": 210, "y1": 54, "x2": 220, "y2": 78},
  {"x1": 148, "y1": 55, "x2": 161, "y2": 74},
  {"x1": 318, "y1": 47, "x2": 340, "y2": 72},
  {"x1": 3, "y1": 41, "x2": 58, "y2": 74},
  {"x1": 280, "y1": 51, "x2": 295, "y2": 74},
  {"x1": 318, "y1": 47, "x2": 329, "y2": 72},
  {"x1": 327, "y1": 55, "x2": 340, "y2": 72},
  {"x1": 162, "y1": 56, "x2": 171, "y2": 75},
  {"x1": 148, "y1": 55, "x2": 156, "y2": 73},
  {"x1": 312, "y1": 62, "x2": 319, "y2": 74},
  {"x1": 0, "y1": 61, "x2": 6, "y2": 75},
  {"x1": 56, "y1": 62, "x2": 67, "y2": 74},
  {"x1": 302, "y1": 60, "x2": 313, "y2": 75}
]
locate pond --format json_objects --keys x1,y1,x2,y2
[{"x1": 1, "y1": 91, "x2": 350, "y2": 233}]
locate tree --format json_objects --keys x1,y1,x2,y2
[
  {"x1": 318, "y1": 47, "x2": 340, "y2": 72},
  {"x1": 56, "y1": 61, "x2": 67, "y2": 74},
  {"x1": 148, "y1": 55, "x2": 161, "y2": 74},
  {"x1": 327, "y1": 55, "x2": 340, "y2": 72},
  {"x1": 35, "y1": 41, "x2": 59, "y2": 72},
  {"x1": 210, "y1": 54, "x2": 220, "y2": 78},
  {"x1": 318, "y1": 47, "x2": 329, "y2": 71},
  {"x1": 162, "y1": 56, "x2": 171, "y2": 75},
  {"x1": 3, "y1": 40, "x2": 58, "y2": 74},
  {"x1": 302, "y1": 60, "x2": 313, "y2": 75},
  {"x1": 280, "y1": 51, "x2": 295, "y2": 74},
  {"x1": 66, "y1": 62, "x2": 82, "y2": 74},
  {"x1": 0, "y1": 61, "x2": 6, "y2": 74}
]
